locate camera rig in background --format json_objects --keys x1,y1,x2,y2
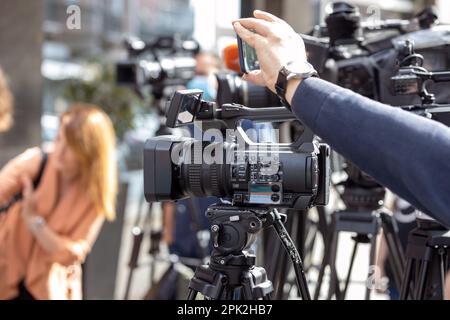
[{"x1": 116, "y1": 35, "x2": 199, "y2": 100}]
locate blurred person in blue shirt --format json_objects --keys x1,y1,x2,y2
[{"x1": 186, "y1": 52, "x2": 221, "y2": 101}]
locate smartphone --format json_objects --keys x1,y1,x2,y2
[{"x1": 237, "y1": 34, "x2": 260, "y2": 73}]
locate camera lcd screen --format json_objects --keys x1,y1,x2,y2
[
  {"x1": 177, "y1": 92, "x2": 202, "y2": 125},
  {"x1": 165, "y1": 89, "x2": 203, "y2": 128}
]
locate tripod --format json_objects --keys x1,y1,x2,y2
[
  {"x1": 315, "y1": 185, "x2": 405, "y2": 300},
  {"x1": 123, "y1": 197, "x2": 208, "y2": 300},
  {"x1": 187, "y1": 204, "x2": 311, "y2": 300},
  {"x1": 400, "y1": 219, "x2": 450, "y2": 300},
  {"x1": 264, "y1": 208, "x2": 324, "y2": 299},
  {"x1": 123, "y1": 200, "x2": 160, "y2": 300}
]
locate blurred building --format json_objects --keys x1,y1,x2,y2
[
  {"x1": 42, "y1": 0, "x2": 194, "y2": 114},
  {"x1": 0, "y1": 1, "x2": 44, "y2": 165}
]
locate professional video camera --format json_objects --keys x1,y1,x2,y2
[
  {"x1": 143, "y1": 88, "x2": 330, "y2": 299},
  {"x1": 392, "y1": 39, "x2": 450, "y2": 125},
  {"x1": 388, "y1": 40, "x2": 450, "y2": 300},
  {"x1": 144, "y1": 89, "x2": 330, "y2": 209},
  {"x1": 302, "y1": 1, "x2": 450, "y2": 199},
  {"x1": 116, "y1": 35, "x2": 199, "y2": 99},
  {"x1": 305, "y1": 2, "x2": 450, "y2": 105},
  {"x1": 307, "y1": 3, "x2": 450, "y2": 300}
]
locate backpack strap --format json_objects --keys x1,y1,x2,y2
[{"x1": 0, "y1": 150, "x2": 48, "y2": 214}]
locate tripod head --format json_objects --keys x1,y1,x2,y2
[
  {"x1": 187, "y1": 203, "x2": 311, "y2": 300},
  {"x1": 206, "y1": 204, "x2": 286, "y2": 265}
]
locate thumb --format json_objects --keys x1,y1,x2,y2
[{"x1": 21, "y1": 175, "x2": 34, "y2": 202}]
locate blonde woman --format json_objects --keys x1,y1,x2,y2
[
  {"x1": 0, "y1": 104, "x2": 117, "y2": 300},
  {"x1": 0, "y1": 67, "x2": 13, "y2": 132}
]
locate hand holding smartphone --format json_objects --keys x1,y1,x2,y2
[{"x1": 237, "y1": 32, "x2": 260, "y2": 74}]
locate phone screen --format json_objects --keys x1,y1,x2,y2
[{"x1": 237, "y1": 35, "x2": 260, "y2": 73}]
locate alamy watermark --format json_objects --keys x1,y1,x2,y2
[
  {"x1": 170, "y1": 123, "x2": 281, "y2": 176},
  {"x1": 66, "y1": 5, "x2": 81, "y2": 30}
]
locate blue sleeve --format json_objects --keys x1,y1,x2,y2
[{"x1": 291, "y1": 77, "x2": 450, "y2": 228}]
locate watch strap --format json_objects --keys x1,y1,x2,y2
[
  {"x1": 275, "y1": 63, "x2": 318, "y2": 109},
  {"x1": 275, "y1": 66, "x2": 292, "y2": 109}
]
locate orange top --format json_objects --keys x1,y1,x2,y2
[{"x1": 0, "y1": 147, "x2": 104, "y2": 300}]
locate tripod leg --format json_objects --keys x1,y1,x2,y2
[
  {"x1": 270, "y1": 215, "x2": 293, "y2": 300},
  {"x1": 274, "y1": 214, "x2": 295, "y2": 299},
  {"x1": 342, "y1": 240, "x2": 359, "y2": 299},
  {"x1": 265, "y1": 229, "x2": 281, "y2": 281},
  {"x1": 327, "y1": 229, "x2": 339, "y2": 300},
  {"x1": 313, "y1": 250, "x2": 327, "y2": 300},
  {"x1": 400, "y1": 258, "x2": 414, "y2": 300},
  {"x1": 187, "y1": 289, "x2": 198, "y2": 300},
  {"x1": 303, "y1": 214, "x2": 319, "y2": 273},
  {"x1": 274, "y1": 249, "x2": 290, "y2": 299},
  {"x1": 314, "y1": 241, "x2": 341, "y2": 300},
  {"x1": 380, "y1": 212, "x2": 405, "y2": 290},
  {"x1": 295, "y1": 210, "x2": 307, "y2": 260},
  {"x1": 365, "y1": 232, "x2": 378, "y2": 300},
  {"x1": 438, "y1": 249, "x2": 447, "y2": 299},
  {"x1": 272, "y1": 211, "x2": 311, "y2": 300},
  {"x1": 305, "y1": 223, "x2": 318, "y2": 270},
  {"x1": 225, "y1": 288, "x2": 235, "y2": 300},
  {"x1": 314, "y1": 210, "x2": 332, "y2": 300},
  {"x1": 266, "y1": 234, "x2": 279, "y2": 278},
  {"x1": 444, "y1": 251, "x2": 448, "y2": 298},
  {"x1": 415, "y1": 259, "x2": 429, "y2": 300},
  {"x1": 123, "y1": 202, "x2": 153, "y2": 300}
]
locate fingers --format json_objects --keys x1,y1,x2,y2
[
  {"x1": 21, "y1": 175, "x2": 34, "y2": 200},
  {"x1": 253, "y1": 10, "x2": 281, "y2": 23},
  {"x1": 234, "y1": 18, "x2": 271, "y2": 36},
  {"x1": 233, "y1": 22, "x2": 263, "y2": 48},
  {"x1": 242, "y1": 70, "x2": 266, "y2": 87}
]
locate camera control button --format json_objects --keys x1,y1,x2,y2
[{"x1": 271, "y1": 185, "x2": 280, "y2": 192}]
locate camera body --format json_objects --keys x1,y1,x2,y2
[
  {"x1": 144, "y1": 90, "x2": 330, "y2": 210},
  {"x1": 116, "y1": 36, "x2": 199, "y2": 98},
  {"x1": 302, "y1": 2, "x2": 450, "y2": 192},
  {"x1": 215, "y1": 72, "x2": 280, "y2": 108},
  {"x1": 305, "y1": 2, "x2": 450, "y2": 105}
]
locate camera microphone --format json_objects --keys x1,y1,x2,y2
[{"x1": 223, "y1": 43, "x2": 241, "y2": 73}]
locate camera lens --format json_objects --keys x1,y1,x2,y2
[{"x1": 216, "y1": 73, "x2": 280, "y2": 108}]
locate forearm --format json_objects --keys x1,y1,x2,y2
[
  {"x1": 28, "y1": 220, "x2": 68, "y2": 254},
  {"x1": 290, "y1": 78, "x2": 450, "y2": 227},
  {"x1": 27, "y1": 218, "x2": 89, "y2": 265}
]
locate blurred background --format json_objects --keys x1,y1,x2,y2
[{"x1": 0, "y1": 0, "x2": 449, "y2": 300}]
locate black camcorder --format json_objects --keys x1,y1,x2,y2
[
  {"x1": 303, "y1": 2, "x2": 450, "y2": 106},
  {"x1": 300, "y1": 2, "x2": 450, "y2": 189},
  {"x1": 144, "y1": 90, "x2": 330, "y2": 210},
  {"x1": 116, "y1": 35, "x2": 199, "y2": 98}
]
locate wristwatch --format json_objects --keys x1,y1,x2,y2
[{"x1": 275, "y1": 61, "x2": 318, "y2": 109}]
